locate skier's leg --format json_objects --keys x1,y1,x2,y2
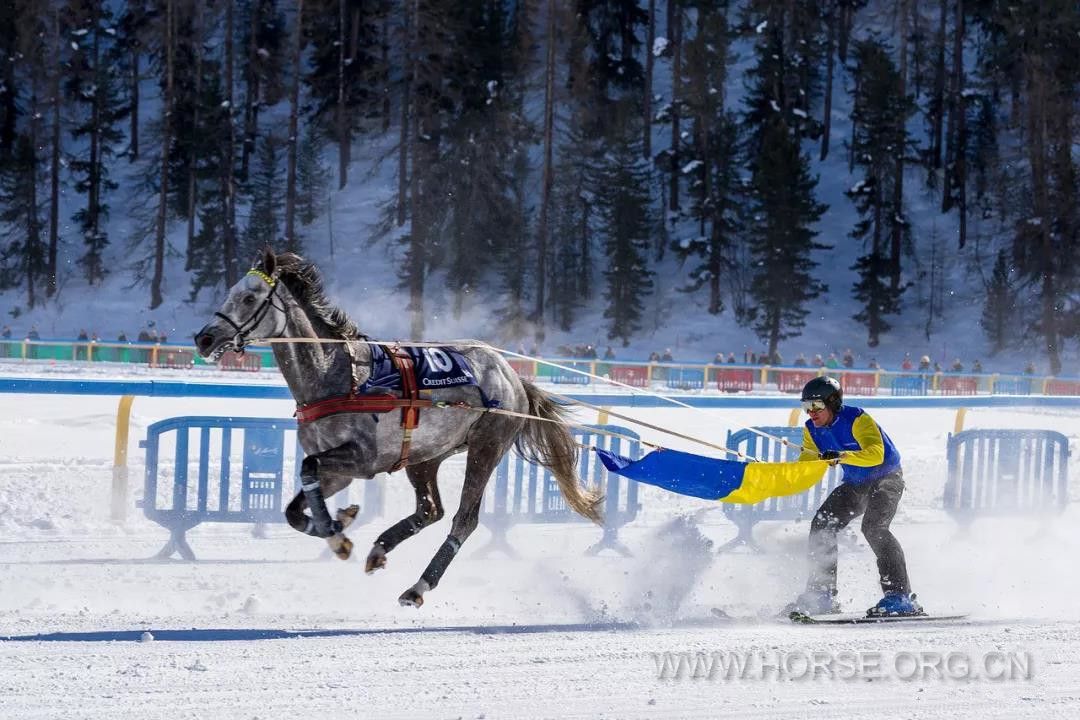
[
  {"x1": 861, "y1": 470, "x2": 911, "y2": 595},
  {"x1": 807, "y1": 482, "x2": 870, "y2": 594}
]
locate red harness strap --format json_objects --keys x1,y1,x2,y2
[{"x1": 294, "y1": 344, "x2": 429, "y2": 472}]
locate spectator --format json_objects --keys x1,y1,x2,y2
[
  {"x1": 648, "y1": 351, "x2": 660, "y2": 363},
  {"x1": 971, "y1": 359, "x2": 984, "y2": 374},
  {"x1": 727, "y1": 352, "x2": 737, "y2": 364},
  {"x1": 900, "y1": 354, "x2": 913, "y2": 372},
  {"x1": 117, "y1": 332, "x2": 128, "y2": 342},
  {"x1": 842, "y1": 348, "x2": 855, "y2": 368},
  {"x1": 917, "y1": 355, "x2": 931, "y2": 373},
  {"x1": 933, "y1": 361, "x2": 942, "y2": 373},
  {"x1": 949, "y1": 358, "x2": 964, "y2": 373},
  {"x1": 825, "y1": 352, "x2": 841, "y2": 369},
  {"x1": 1, "y1": 325, "x2": 11, "y2": 339},
  {"x1": 793, "y1": 352, "x2": 808, "y2": 367},
  {"x1": 603, "y1": 346, "x2": 616, "y2": 360},
  {"x1": 748, "y1": 351, "x2": 758, "y2": 364},
  {"x1": 813, "y1": 353, "x2": 825, "y2": 367},
  {"x1": 713, "y1": 352, "x2": 726, "y2": 364},
  {"x1": 27, "y1": 326, "x2": 40, "y2": 340},
  {"x1": 661, "y1": 348, "x2": 674, "y2": 363},
  {"x1": 583, "y1": 344, "x2": 598, "y2": 360},
  {"x1": 868, "y1": 357, "x2": 880, "y2": 370},
  {"x1": 744, "y1": 349, "x2": 754, "y2": 364},
  {"x1": 77, "y1": 329, "x2": 89, "y2": 341},
  {"x1": 1024, "y1": 361, "x2": 1036, "y2": 375},
  {"x1": 137, "y1": 327, "x2": 152, "y2": 343},
  {"x1": 770, "y1": 350, "x2": 783, "y2": 366},
  {"x1": 759, "y1": 350, "x2": 770, "y2": 365}
]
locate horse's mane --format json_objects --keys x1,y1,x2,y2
[{"x1": 273, "y1": 253, "x2": 361, "y2": 340}]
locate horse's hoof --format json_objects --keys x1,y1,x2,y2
[
  {"x1": 398, "y1": 589, "x2": 424, "y2": 608},
  {"x1": 336, "y1": 505, "x2": 360, "y2": 529},
  {"x1": 328, "y1": 535, "x2": 353, "y2": 561},
  {"x1": 365, "y1": 545, "x2": 387, "y2": 574}
]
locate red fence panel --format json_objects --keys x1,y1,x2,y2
[
  {"x1": 219, "y1": 350, "x2": 263, "y2": 372},
  {"x1": 939, "y1": 376, "x2": 978, "y2": 395},
  {"x1": 150, "y1": 348, "x2": 195, "y2": 370},
  {"x1": 777, "y1": 370, "x2": 817, "y2": 393},
  {"x1": 841, "y1": 372, "x2": 878, "y2": 396},
  {"x1": 715, "y1": 368, "x2": 755, "y2": 392},
  {"x1": 507, "y1": 359, "x2": 536, "y2": 382},
  {"x1": 610, "y1": 365, "x2": 650, "y2": 388},
  {"x1": 1047, "y1": 379, "x2": 1080, "y2": 396}
]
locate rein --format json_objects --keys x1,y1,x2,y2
[{"x1": 214, "y1": 270, "x2": 287, "y2": 352}]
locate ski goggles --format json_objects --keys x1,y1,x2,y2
[{"x1": 802, "y1": 399, "x2": 828, "y2": 413}]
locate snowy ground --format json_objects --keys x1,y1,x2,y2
[{"x1": 1, "y1": 365, "x2": 1079, "y2": 719}]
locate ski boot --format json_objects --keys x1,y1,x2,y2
[
  {"x1": 783, "y1": 589, "x2": 841, "y2": 620},
  {"x1": 866, "y1": 591, "x2": 925, "y2": 618}
]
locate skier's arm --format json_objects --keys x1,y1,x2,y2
[
  {"x1": 798, "y1": 427, "x2": 820, "y2": 462},
  {"x1": 842, "y1": 414, "x2": 887, "y2": 467}
]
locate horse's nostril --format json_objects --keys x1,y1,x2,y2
[{"x1": 196, "y1": 333, "x2": 212, "y2": 351}]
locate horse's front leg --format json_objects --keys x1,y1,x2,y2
[
  {"x1": 365, "y1": 459, "x2": 444, "y2": 573},
  {"x1": 284, "y1": 454, "x2": 359, "y2": 560}
]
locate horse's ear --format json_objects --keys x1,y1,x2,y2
[{"x1": 261, "y1": 245, "x2": 276, "y2": 276}]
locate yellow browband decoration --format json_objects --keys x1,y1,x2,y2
[{"x1": 246, "y1": 269, "x2": 276, "y2": 287}]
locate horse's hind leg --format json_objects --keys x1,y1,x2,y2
[
  {"x1": 366, "y1": 459, "x2": 444, "y2": 573},
  {"x1": 399, "y1": 437, "x2": 510, "y2": 607}
]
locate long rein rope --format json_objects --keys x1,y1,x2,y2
[{"x1": 249, "y1": 336, "x2": 807, "y2": 461}]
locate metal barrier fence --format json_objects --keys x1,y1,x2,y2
[
  {"x1": 719, "y1": 426, "x2": 842, "y2": 552},
  {"x1": 480, "y1": 424, "x2": 642, "y2": 557},
  {"x1": 944, "y1": 429, "x2": 1070, "y2": 527},
  {"x1": 139, "y1": 416, "x2": 379, "y2": 559}
]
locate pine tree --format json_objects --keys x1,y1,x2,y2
[
  {"x1": 65, "y1": 1, "x2": 129, "y2": 285},
  {"x1": 980, "y1": 249, "x2": 1016, "y2": 354},
  {"x1": 745, "y1": 120, "x2": 828, "y2": 358},
  {"x1": 595, "y1": 130, "x2": 654, "y2": 346},
  {"x1": 242, "y1": 134, "x2": 284, "y2": 260},
  {"x1": 296, "y1": 125, "x2": 330, "y2": 228},
  {"x1": 0, "y1": 134, "x2": 46, "y2": 307},
  {"x1": 847, "y1": 37, "x2": 912, "y2": 347}
]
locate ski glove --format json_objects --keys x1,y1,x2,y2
[{"x1": 818, "y1": 450, "x2": 841, "y2": 461}]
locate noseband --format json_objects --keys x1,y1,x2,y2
[{"x1": 214, "y1": 269, "x2": 286, "y2": 352}]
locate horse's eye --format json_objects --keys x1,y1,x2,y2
[{"x1": 243, "y1": 294, "x2": 256, "y2": 305}]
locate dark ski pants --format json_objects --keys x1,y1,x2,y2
[{"x1": 806, "y1": 470, "x2": 911, "y2": 596}]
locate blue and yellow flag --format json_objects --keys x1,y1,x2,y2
[{"x1": 594, "y1": 448, "x2": 829, "y2": 503}]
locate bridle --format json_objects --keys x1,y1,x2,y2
[{"x1": 213, "y1": 269, "x2": 287, "y2": 353}]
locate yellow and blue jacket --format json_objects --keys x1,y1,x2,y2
[{"x1": 799, "y1": 405, "x2": 901, "y2": 485}]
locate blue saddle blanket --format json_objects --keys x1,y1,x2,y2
[{"x1": 361, "y1": 345, "x2": 497, "y2": 406}]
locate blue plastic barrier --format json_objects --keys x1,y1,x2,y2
[
  {"x1": 891, "y1": 375, "x2": 929, "y2": 396},
  {"x1": 140, "y1": 416, "x2": 381, "y2": 560},
  {"x1": 991, "y1": 378, "x2": 1032, "y2": 395},
  {"x1": 480, "y1": 424, "x2": 642, "y2": 556},
  {"x1": 719, "y1": 427, "x2": 842, "y2": 552},
  {"x1": 944, "y1": 429, "x2": 1070, "y2": 527},
  {"x1": 666, "y1": 368, "x2": 706, "y2": 390},
  {"x1": 551, "y1": 361, "x2": 592, "y2": 385}
]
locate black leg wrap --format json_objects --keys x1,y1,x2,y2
[
  {"x1": 301, "y1": 475, "x2": 342, "y2": 538},
  {"x1": 420, "y1": 536, "x2": 461, "y2": 590},
  {"x1": 375, "y1": 515, "x2": 423, "y2": 553}
]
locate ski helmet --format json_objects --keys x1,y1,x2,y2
[{"x1": 801, "y1": 375, "x2": 843, "y2": 413}]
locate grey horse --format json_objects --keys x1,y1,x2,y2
[{"x1": 194, "y1": 248, "x2": 602, "y2": 607}]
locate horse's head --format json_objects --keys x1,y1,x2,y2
[{"x1": 195, "y1": 247, "x2": 288, "y2": 361}]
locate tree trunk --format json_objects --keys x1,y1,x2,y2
[
  {"x1": 336, "y1": 0, "x2": 348, "y2": 188},
  {"x1": 129, "y1": 46, "x2": 139, "y2": 159},
  {"x1": 47, "y1": 7, "x2": 60, "y2": 298},
  {"x1": 890, "y1": 0, "x2": 908, "y2": 290},
  {"x1": 151, "y1": 0, "x2": 174, "y2": 309},
  {"x1": 185, "y1": 0, "x2": 205, "y2": 272},
  {"x1": 533, "y1": 0, "x2": 556, "y2": 340},
  {"x1": 223, "y1": 0, "x2": 238, "y2": 285},
  {"x1": 928, "y1": 0, "x2": 946, "y2": 170},
  {"x1": 241, "y1": 0, "x2": 261, "y2": 181},
  {"x1": 284, "y1": 0, "x2": 304, "y2": 251},
  {"x1": 643, "y1": 0, "x2": 655, "y2": 159},
  {"x1": 820, "y1": 1, "x2": 836, "y2": 161},
  {"x1": 668, "y1": 0, "x2": 681, "y2": 213},
  {"x1": 396, "y1": 0, "x2": 411, "y2": 227}
]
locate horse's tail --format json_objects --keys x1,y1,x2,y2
[{"x1": 515, "y1": 380, "x2": 604, "y2": 524}]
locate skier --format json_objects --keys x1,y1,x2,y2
[{"x1": 784, "y1": 376, "x2": 922, "y2": 617}]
